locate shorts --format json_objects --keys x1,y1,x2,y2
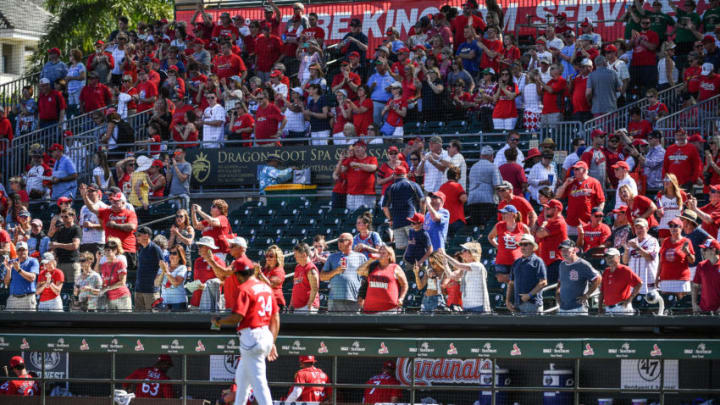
[
  {"x1": 494, "y1": 264, "x2": 512, "y2": 274},
  {"x1": 557, "y1": 305, "x2": 588, "y2": 315},
  {"x1": 658, "y1": 280, "x2": 691, "y2": 293},
  {"x1": 293, "y1": 304, "x2": 318, "y2": 314},
  {"x1": 393, "y1": 225, "x2": 411, "y2": 250},
  {"x1": 605, "y1": 302, "x2": 635, "y2": 315},
  {"x1": 421, "y1": 294, "x2": 445, "y2": 312},
  {"x1": 37, "y1": 296, "x2": 64, "y2": 311}
]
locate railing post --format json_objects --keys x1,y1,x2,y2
[
  {"x1": 41, "y1": 351, "x2": 46, "y2": 405},
  {"x1": 573, "y1": 358, "x2": 580, "y2": 405},
  {"x1": 183, "y1": 354, "x2": 188, "y2": 405},
  {"x1": 491, "y1": 358, "x2": 497, "y2": 405},
  {"x1": 111, "y1": 352, "x2": 116, "y2": 405},
  {"x1": 410, "y1": 357, "x2": 415, "y2": 405},
  {"x1": 332, "y1": 355, "x2": 338, "y2": 405},
  {"x1": 659, "y1": 359, "x2": 665, "y2": 405}
]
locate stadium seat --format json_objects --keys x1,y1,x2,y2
[{"x1": 403, "y1": 121, "x2": 422, "y2": 135}]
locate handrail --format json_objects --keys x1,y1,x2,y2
[
  {"x1": 139, "y1": 214, "x2": 176, "y2": 228},
  {"x1": 542, "y1": 283, "x2": 601, "y2": 314},
  {"x1": 0, "y1": 72, "x2": 39, "y2": 110},
  {"x1": 654, "y1": 93, "x2": 720, "y2": 142}
]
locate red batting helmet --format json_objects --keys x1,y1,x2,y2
[{"x1": 299, "y1": 355, "x2": 316, "y2": 363}]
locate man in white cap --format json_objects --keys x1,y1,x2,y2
[
  {"x1": 2, "y1": 241, "x2": 39, "y2": 310},
  {"x1": 36, "y1": 252, "x2": 64, "y2": 311},
  {"x1": 599, "y1": 247, "x2": 643, "y2": 315},
  {"x1": 467, "y1": 145, "x2": 502, "y2": 226},
  {"x1": 506, "y1": 234, "x2": 547, "y2": 313},
  {"x1": 570, "y1": 58, "x2": 593, "y2": 123},
  {"x1": 556, "y1": 239, "x2": 601, "y2": 315},
  {"x1": 698, "y1": 62, "x2": 720, "y2": 101},
  {"x1": 622, "y1": 218, "x2": 660, "y2": 303},
  {"x1": 199, "y1": 236, "x2": 252, "y2": 311}
]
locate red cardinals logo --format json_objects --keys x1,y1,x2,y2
[
  {"x1": 583, "y1": 343, "x2": 595, "y2": 356},
  {"x1": 650, "y1": 344, "x2": 662, "y2": 357},
  {"x1": 447, "y1": 343, "x2": 458, "y2": 355},
  {"x1": 378, "y1": 342, "x2": 389, "y2": 355},
  {"x1": 195, "y1": 340, "x2": 206, "y2": 352},
  {"x1": 20, "y1": 339, "x2": 30, "y2": 350},
  {"x1": 135, "y1": 339, "x2": 145, "y2": 352},
  {"x1": 80, "y1": 339, "x2": 90, "y2": 351},
  {"x1": 510, "y1": 344, "x2": 522, "y2": 356},
  {"x1": 318, "y1": 341, "x2": 328, "y2": 354}
]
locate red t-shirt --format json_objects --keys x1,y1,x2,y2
[
  {"x1": 385, "y1": 97, "x2": 408, "y2": 127},
  {"x1": 497, "y1": 196, "x2": 535, "y2": 226},
  {"x1": 255, "y1": 34, "x2": 283, "y2": 72},
  {"x1": 659, "y1": 237, "x2": 695, "y2": 282},
  {"x1": 699, "y1": 73, "x2": 720, "y2": 101},
  {"x1": 627, "y1": 119, "x2": 653, "y2": 139},
  {"x1": 685, "y1": 66, "x2": 702, "y2": 93},
  {"x1": 646, "y1": 102, "x2": 669, "y2": 119},
  {"x1": 498, "y1": 162, "x2": 527, "y2": 196},
  {"x1": 136, "y1": 80, "x2": 158, "y2": 112},
  {"x1": 291, "y1": 262, "x2": 319, "y2": 309},
  {"x1": 292, "y1": 366, "x2": 330, "y2": 402},
  {"x1": 0, "y1": 373, "x2": 37, "y2": 396},
  {"x1": 581, "y1": 222, "x2": 612, "y2": 251},
  {"x1": 229, "y1": 113, "x2": 255, "y2": 145},
  {"x1": 332, "y1": 103, "x2": 351, "y2": 134},
  {"x1": 101, "y1": 260, "x2": 131, "y2": 301},
  {"x1": 627, "y1": 195, "x2": 659, "y2": 228},
  {"x1": 303, "y1": 27, "x2": 326, "y2": 42},
  {"x1": 438, "y1": 181, "x2": 467, "y2": 224},
  {"x1": 494, "y1": 221, "x2": 527, "y2": 265},
  {"x1": 630, "y1": 30, "x2": 659, "y2": 66},
  {"x1": 571, "y1": 75, "x2": 591, "y2": 113},
  {"x1": 363, "y1": 373, "x2": 402, "y2": 404},
  {"x1": 331, "y1": 72, "x2": 362, "y2": 101},
  {"x1": 353, "y1": 98, "x2": 374, "y2": 136},
  {"x1": 0, "y1": 117, "x2": 12, "y2": 152},
  {"x1": 662, "y1": 143, "x2": 702, "y2": 185},
  {"x1": 542, "y1": 76, "x2": 567, "y2": 114},
  {"x1": 700, "y1": 202, "x2": 720, "y2": 238},
  {"x1": 234, "y1": 278, "x2": 278, "y2": 330},
  {"x1": 80, "y1": 83, "x2": 112, "y2": 112},
  {"x1": 190, "y1": 255, "x2": 223, "y2": 307},
  {"x1": 87, "y1": 52, "x2": 115, "y2": 71},
  {"x1": 254, "y1": 103, "x2": 284, "y2": 144},
  {"x1": 342, "y1": 155, "x2": 378, "y2": 195},
  {"x1": 38, "y1": 268, "x2": 64, "y2": 302},
  {"x1": 601, "y1": 264, "x2": 642, "y2": 306},
  {"x1": 562, "y1": 177, "x2": 605, "y2": 227},
  {"x1": 538, "y1": 215, "x2": 568, "y2": 265},
  {"x1": 263, "y1": 266, "x2": 286, "y2": 307},
  {"x1": 451, "y1": 14, "x2": 486, "y2": 49},
  {"x1": 97, "y1": 208, "x2": 137, "y2": 253},
  {"x1": 491, "y1": 83, "x2": 519, "y2": 118},
  {"x1": 693, "y1": 259, "x2": 720, "y2": 311},
  {"x1": 213, "y1": 53, "x2": 246, "y2": 80},
  {"x1": 223, "y1": 256, "x2": 254, "y2": 310},
  {"x1": 38, "y1": 90, "x2": 67, "y2": 121},
  {"x1": 363, "y1": 263, "x2": 401, "y2": 313},
  {"x1": 377, "y1": 161, "x2": 409, "y2": 196},
  {"x1": 124, "y1": 367, "x2": 172, "y2": 398},
  {"x1": 201, "y1": 216, "x2": 231, "y2": 254},
  {"x1": 212, "y1": 23, "x2": 239, "y2": 40},
  {"x1": 480, "y1": 38, "x2": 503, "y2": 71}
]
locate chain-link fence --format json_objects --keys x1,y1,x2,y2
[{"x1": 0, "y1": 334, "x2": 718, "y2": 404}]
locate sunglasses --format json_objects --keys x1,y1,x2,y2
[
  {"x1": 61, "y1": 214, "x2": 74, "y2": 218},
  {"x1": 265, "y1": 254, "x2": 275, "y2": 258},
  {"x1": 388, "y1": 151, "x2": 398, "y2": 155},
  {"x1": 105, "y1": 246, "x2": 117, "y2": 251},
  {"x1": 169, "y1": 251, "x2": 179, "y2": 256},
  {"x1": 510, "y1": 138, "x2": 520, "y2": 142},
  {"x1": 339, "y1": 238, "x2": 352, "y2": 242},
  {"x1": 669, "y1": 223, "x2": 681, "y2": 228}
]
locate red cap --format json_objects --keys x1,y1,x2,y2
[
  {"x1": 63, "y1": 130, "x2": 73, "y2": 137},
  {"x1": 572, "y1": 160, "x2": 588, "y2": 170},
  {"x1": 413, "y1": 45, "x2": 427, "y2": 51},
  {"x1": 349, "y1": 51, "x2": 360, "y2": 58},
  {"x1": 354, "y1": 139, "x2": 367, "y2": 147},
  {"x1": 394, "y1": 165, "x2": 408, "y2": 175},
  {"x1": 270, "y1": 70, "x2": 282, "y2": 78},
  {"x1": 194, "y1": 38, "x2": 205, "y2": 45},
  {"x1": 95, "y1": 40, "x2": 105, "y2": 46},
  {"x1": 398, "y1": 47, "x2": 410, "y2": 53},
  {"x1": 152, "y1": 159, "x2": 164, "y2": 168},
  {"x1": 632, "y1": 139, "x2": 648, "y2": 146},
  {"x1": 604, "y1": 44, "x2": 618, "y2": 53},
  {"x1": 702, "y1": 238, "x2": 720, "y2": 251},
  {"x1": 703, "y1": 35, "x2": 716, "y2": 44},
  {"x1": 168, "y1": 65, "x2": 179, "y2": 72},
  {"x1": 542, "y1": 199, "x2": 563, "y2": 211},
  {"x1": 591, "y1": 129, "x2": 606, "y2": 138},
  {"x1": 9, "y1": 356, "x2": 24, "y2": 368},
  {"x1": 341, "y1": 60, "x2": 350, "y2": 66},
  {"x1": 524, "y1": 147, "x2": 541, "y2": 161},
  {"x1": 429, "y1": 191, "x2": 446, "y2": 204},
  {"x1": 557, "y1": 12, "x2": 567, "y2": 18},
  {"x1": 109, "y1": 192, "x2": 124, "y2": 201},
  {"x1": 407, "y1": 212, "x2": 425, "y2": 224},
  {"x1": 57, "y1": 196, "x2": 72, "y2": 206},
  {"x1": 48, "y1": 47, "x2": 61, "y2": 55},
  {"x1": 383, "y1": 360, "x2": 396, "y2": 370},
  {"x1": 688, "y1": 133, "x2": 705, "y2": 143},
  {"x1": 611, "y1": 160, "x2": 630, "y2": 170},
  {"x1": 49, "y1": 143, "x2": 64, "y2": 152},
  {"x1": 299, "y1": 355, "x2": 316, "y2": 363},
  {"x1": 232, "y1": 259, "x2": 252, "y2": 273},
  {"x1": 388, "y1": 145, "x2": 399, "y2": 153},
  {"x1": 581, "y1": 18, "x2": 592, "y2": 27},
  {"x1": 668, "y1": 217, "x2": 683, "y2": 227},
  {"x1": 157, "y1": 354, "x2": 174, "y2": 365},
  {"x1": 535, "y1": 39, "x2": 546, "y2": 45}
]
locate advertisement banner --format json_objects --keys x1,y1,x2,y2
[
  {"x1": 187, "y1": 144, "x2": 389, "y2": 188},
  {"x1": 21, "y1": 352, "x2": 69, "y2": 380},
  {"x1": 176, "y1": 0, "x2": 711, "y2": 54},
  {"x1": 620, "y1": 359, "x2": 679, "y2": 390},
  {"x1": 209, "y1": 354, "x2": 240, "y2": 381}
]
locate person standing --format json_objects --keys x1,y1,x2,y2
[
  {"x1": 50, "y1": 207, "x2": 81, "y2": 283},
  {"x1": 285, "y1": 356, "x2": 330, "y2": 403},
  {"x1": 291, "y1": 243, "x2": 320, "y2": 313},
  {"x1": 321, "y1": 233, "x2": 367, "y2": 312},
  {"x1": 3, "y1": 242, "x2": 39, "y2": 310},
  {"x1": 527, "y1": 150, "x2": 557, "y2": 203},
  {"x1": 134, "y1": 226, "x2": 163, "y2": 311},
  {"x1": 692, "y1": 238, "x2": 720, "y2": 314},
  {"x1": 467, "y1": 146, "x2": 503, "y2": 226},
  {"x1": 381, "y1": 166, "x2": 425, "y2": 250},
  {"x1": 587, "y1": 55, "x2": 622, "y2": 117},
  {"x1": 201, "y1": 92, "x2": 226, "y2": 148},
  {"x1": 556, "y1": 239, "x2": 601, "y2": 315},
  {"x1": 535, "y1": 199, "x2": 568, "y2": 285},
  {"x1": 444, "y1": 242, "x2": 491, "y2": 313},
  {"x1": 556, "y1": 161, "x2": 605, "y2": 236},
  {"x1": 78, "y1": 183, "x2": 108, "y2": 255},
  {"x1": 600, "y1": 248, "x2": 643, "y2": 315},
  {"x1": 538, "y1": 64, "x2": 567, "y2": 127},
  {"x1": 623, "y1": 218, "x2": 660, "y2": 300},
  {"x1": 629, "y1": 16, "x2": 660, "y2": 96},
  {"x1": 211, "y1": 261, "x2": 280, "y2": 405},
  {"x1": 167, "y1": 148, "x2": 192, "y2": 211},
  {"x1": 424, "y1": 192, "x2": 450, "y2": 253},
  {"x1": 663, "y1": 128, "x2": 702, "y2": 190},
  {"x1": 37, "y1": 77, "x2": 66, "y2": 129},
  {"x1": 0, "y1": 356, "x2": 37, "y2": 396},
  {"x1": 416, "y1": 136, "x2": 451, "y2": 193},
  {"x1": 36, "y1": 252, "x2": 64, "y2": 311},
  {"x1": 49, "y1": 143, "x2": 78, "y2": 200},
  {"x1": 507, "y1": 234, "x2": 547, "y2": 313},
  {"x1": 341, "y1": 140, "x2": 378, "y2": 211}
]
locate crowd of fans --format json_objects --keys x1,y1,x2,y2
[{"x1": 2, "y1": 0, "x2": 720, "y2": 315}]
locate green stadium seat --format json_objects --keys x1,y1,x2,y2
[
  {"x1": 444, "y1": 120, "x2": 467, "y2": 134},
  {"x1": 404, "y1": 121, "x2": 423, "y2": 135}
]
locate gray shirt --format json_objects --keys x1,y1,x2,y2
[
  {"x1": 322, "y1": 251, "x2": 367, "y2": 301},
  {"x1": 169, "y1": 161, "x2": 191, "y2": 195},
  {"x1": 588, "y1": 67, "x2": 622, "y2": 115},
  {"x1": 467, "y1": 159, "x2": 502, "y2": 204},
  {"x1": 558, "y1": 258, "x2": 600, "y2": 310}
]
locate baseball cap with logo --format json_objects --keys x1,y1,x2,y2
[
  {"x1": 702, "y1": 62, "x2": 715, "y2": 76},
  {"x1": 299, "y1": 355, "x2": 316, "y2": 363},
  {"x1": 108, "y1": 192, "x2": 124, "y2": 201},
  {"x1": 41, "y1": 252, "x2": 56, "y2": 264},
  {"x1": 394, "y1": 165, "x2": 408, "y2": 175},
  {"x1": 543, "y1": 199, "x2": 563, "y2": 211},
  {"x1": 558, "y1": 239, "x2": 576, "y2": 249},
  {"x1": 429, "y1": 191, "x2": 446, "y2": 204},
  {"x1": 228, "y1": 236, "x2": 248, "y2": 248},
  {"x1": 57, "y1": 196, "x2": 72, "y2": 206},
  {"x1": 702, "y1": 238, "x2": 720, "y2": 251},
  {"x1": 407, "y1": 212, "x2": 425, "y2": 224},
  {"x1": 611, "y1": 161, "x2": 630, "y2": 170},
  {"x1": 16, "y1": 241, "x2": 28, "y2": 251},
  {"x1": 572, "y1": 160, "x2": 589, "y2": 170}
]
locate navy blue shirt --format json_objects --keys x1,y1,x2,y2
[
  {"x1": 685, "y1": 228, "x2": 710, "y2": 267},
  {"x1": 382, "y1": 178, "x2": 424, "y2": 229},
  {"x1": 135, "y1": 241, "x2": 163, "y2": 293},
  {"x1": 510, "y1": 254, "x2": 547, "y2": 307},
  {"x1": 307, "y1": 95, "x2": 331, "y2": 132},
  {"x1": 404, "y1": 228, "x2": 431, "y2": 265}
]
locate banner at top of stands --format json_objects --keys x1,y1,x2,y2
[{"x1": 175, "y1": 0, "x2": 657, "y2": 52}]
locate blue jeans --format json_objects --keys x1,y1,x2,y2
[
  {"x1": 464, "y1": 305, "x2": 485, "y2": 313},
  {"x1": 421, "y1": 294, "x2": 445, "y2": 312},
  {"x1": 166, "y1": 302, "x2": 187, "y2": 312}
]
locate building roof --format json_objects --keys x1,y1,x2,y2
[{"x1": 0, "y1": 0, "x2": 51, "y2": 34}]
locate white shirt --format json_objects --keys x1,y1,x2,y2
[
  {"x1": 109, "y1": 45, "x2": 126, "y2": 75},
  {"x1": 513, "y1": 73, "x2": 527, "y2": 109},
  {"x1": 203, "y1": 104, "x2": 227, "y2": 146},
  {"x1": 494, "y1": 144, "x2": 525, "y2": 167},
  {"x1": 562, "y1": 152, "x2": 581, "y2": 172},
  {"x1": 25, "y1": 164, "x2": 46, "y2": 194},
  {"x1": 627, "y1": 235, "x2": 659, "y2": 294},
  {"x1": 423, "y1": 149, "x2": 450, "y2": 193},
  {"x1": 521, "y1": 83, "x2": 543, "y2": 113},
  {"x1": 609, "y1": 59, "x2": 630, "y2": 97},
  {"x1": 449, "y1": 152, "x2": 467, "y2": 190},
  {"x1": 615, "y1": 175, "x2": 638, "y2": 209},
  {"x1": 527, "y1": 161, "x2": 557, "y2": 203},
  {"x1": 272, "y1": 82, "x2": 288, "y2": 99},
  {"x1": 657, "y1": 194, "x2": 683, "y2": 230},
  {"x1": 92, "y1": 166, "x2": 110, "y2": 189},
  {"x1": 80, "y1": 200, "x2": 109, "y2": 244},
  {"x1": 462, "y1": 262, "x2": 490, "y2": 311},
  {"x1": 657, "y1": 58, "x2": 679, "y2": 86}
]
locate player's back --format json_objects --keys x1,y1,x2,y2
[
  {"x1": 296, "y1": 366, "x2": 330, "y2": 402},
  {"x1": 0, "y1": 373, "x2": 38, "y2": 396},
  {"x1": 236, "y1": 278, "x2": 278, "y2": 331},
  {"x1": 362, "y1": 373, "x2": 402, "y2": 404},
  {"x1": 125, "y1": 367, "x2": 172, "y2": 398}
]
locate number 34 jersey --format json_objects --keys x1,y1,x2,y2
[{"x1": 234, "y1": 278, "x2": 279, "y2": 331}]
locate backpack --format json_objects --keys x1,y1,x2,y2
[{"x1": 114, "y1": 120, "x2": 135, "y2": 146}]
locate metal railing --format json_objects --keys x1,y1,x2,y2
[
  {"x1": 0, "y1": 72, "x2": 39, "y2": 111},
  {"x1": 582, "y1": 83, "x2": 684, "y2": 136},
  {"x1": 654, "y1": 94, "x2": 720, "y2": 143}
]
